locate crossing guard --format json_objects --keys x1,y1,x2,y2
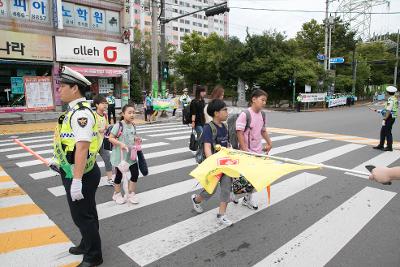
[{"x1": 54, "y1": 66, "x2": 103, "y2": 267}]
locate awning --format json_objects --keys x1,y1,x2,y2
[
  {"x1": 0, "y1": 59, "x2": 53, "y2": 66},
  {"x1": 67, "y1": 65, "x2": 128, "y2": 77}
]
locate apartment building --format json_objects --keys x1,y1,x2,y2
[{"x1": 133, "y1": 0, "x2": 229, "y2": 49}]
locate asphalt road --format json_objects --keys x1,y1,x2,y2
[{"x1": 1, "y1": 106, "x2": 400, "y2": 267}]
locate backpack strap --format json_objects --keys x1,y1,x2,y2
[
  {"x1": 243, "y1": 109, "x2": 251, "y2": 130},
  {"x1": 116, "y1": 121, "x2": 124, "y2": 138},
  {"x1": 261, "y1": 111, "x2": 266, "y2": 127},
  {"x1": 208, "y1": 121, "x2": 219, "y2": 153}
]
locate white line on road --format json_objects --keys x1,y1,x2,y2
[
  {"x1": 0, "y1": 195, "x2": 33, "y2": 208},
  {"x1": 0, "y1": 214, "x2": 55, "y2": 233},
  {"x1": 253, "y1": 187, "x2": 396, "y2": 267},
  {"x1": 0, "y1": 181, "x2": 18, "y2": 190},
  {"x1": 48, "y1": 158, "x2": 197, "y2": 197},
  {"x1": 0, "y1": 242, "x2": 82, "y2": 267},
  {"x1": 19, "y1": 142, "x2": 167, "y2": 170},
  {"x1": 98, "y1": 179, "x2": 202, "y2": 220},
  {"x1": 345, "y1": 150, "x2": 400, "y2": 178},
  {"x1": 148, "y1": 130, "x2": 192, "y2": 137},
  {"x1": 136, "y1": 122, "x2": 181, "y2": 129},
  {"x1": 7, "y1": 149, "x2": 54, "y2": 159},
  {"x1": 137, "y1": 126, "x2": 188, "y2": 134},
  {"x1": 0, "y1": 143, "x2": 52, "y2": 153},
  {"x1": 300, "y1": 144, "x2": 365, "y2": 164},
  {"x1": 166, "y1": 135, "x2": 190, "y2": 141},
  {"x1": 118, "y1": 172, "x2": 327, "y2": 266},
  {"x1": 7, "y1": 134, "x2": 53, "y2": 141},
  {"x1": 270, "y1": 139, "x2": 328, "y2": 155},
  {"x1": 0, "y1": 138, "x2": 53, "y2": 147}
]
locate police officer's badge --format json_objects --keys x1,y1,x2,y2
[{"x1": 77, "y1": 117, "x2": 88, "y2": 128}]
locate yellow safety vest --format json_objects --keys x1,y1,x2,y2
[
  {"x1": 385, "y1": 96, "x2": 398, "y2": 118},
  {"x1": 53, "y1": 101, "x2": 101, "y2": 178}
]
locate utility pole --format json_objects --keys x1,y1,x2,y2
[
  {"x1": 324, "y1": 0, "x2": 329, "y2": 71},
  {"x1": 160, "y1": 0, "x2": 166, "y2": 98},
  {"x1": 151, "y1": 0, "x2": 159, "y2": 98},
  {"x1": 352, "y1": 49, "x2": 357, "y2": 94},
  {"x1": 394, "y1": 29, "x2": 399, "y2": 86},
  {"x1": 327, "y1": 15, "x2": 334, "y2": 71}
]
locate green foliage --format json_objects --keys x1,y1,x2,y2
[{"x1": 170, "y1": 20, "x2": 398, "y2": 100}]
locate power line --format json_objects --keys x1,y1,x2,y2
[{"x1": 229, "y1": 6, "x2": 400, "y2": 15}]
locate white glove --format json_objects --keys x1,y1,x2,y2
[
  {"x1": 382, "y1": 120, "x2": 386, "y2": 126},
  {"x1": 70, "y1": 179, "x2": 84, "y2": 201}
]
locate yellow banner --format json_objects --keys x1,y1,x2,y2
[
  {"x1": 190, "y1": 147, "x2": 320, "y2": 194},
  {"x1": 0, "y1": 30, "x2": 53, "y2": 61}
]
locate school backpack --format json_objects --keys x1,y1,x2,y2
[
  {"x1": 103, "y1": 122, "x2": 124, "y2": 151},
  {"x1": 182, "y1": 104, "x2": 192, "y2": 125},
  {"x1": 195, "y1": 121, "x2": 227, "y2": 164},
  {"x1": 227, "y1": 110, "x2": 266, "y2": 149}
]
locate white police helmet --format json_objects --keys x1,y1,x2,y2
[
  {"x1": 60, "y1": 66, "x2": 91, "y2": 87},
  {"x1": 386, "y1": 86, "x2": 397, "y2": 93}
]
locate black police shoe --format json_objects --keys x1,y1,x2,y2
[
  {"x1": 77, "y1": 258, "x2": 103, "y2": 267},
  {"x1": 373, "y1": 145, "x2": 384, "y2": 150},
  {"x1": 69, "y1": 246, "x2": 86, "y2": 255},
  {"x1": 384, "y1": 147, "x2": 393, "y2": 151}
]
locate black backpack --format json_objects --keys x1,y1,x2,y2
[
  {"x1": 195, "y1": 121, "x2": 227, "y2": 164},
  {"x1": 103, "y1": 122, "x2": 124, "y2": 151},
  {"x1": 182, "y1": 104, "x2": 191, "y2": 124}
]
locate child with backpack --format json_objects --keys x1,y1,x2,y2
[
  {"x1": 108, "y1": 103, "x2": 142, "y2": 204},
  {"x1": 191, "y1": 99, "x2": 233, "y2": 226},
  {"x1": 93, "y1": 95, "x2": 114, "y2": 186},
  {"x1": 235, "y1": 89, "x2": 272, "y2": 210}
]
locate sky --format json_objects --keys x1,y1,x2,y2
[{"x1": 228, "y1": 0, "x2": 400, "y2": 40}]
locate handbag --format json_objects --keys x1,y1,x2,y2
[
  {"x1": 189, "y1": 129, "x2": 198, "y2": 151},
  {"x1": 137, "y1": 150, "x2": 148, "y2": 176}
]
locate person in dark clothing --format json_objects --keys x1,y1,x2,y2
[
  {"x1": 190, "y1": 86, "x2": 206, "y2": 139},
  {"x1": 106, "y1": 91, "x2": 116, "y2": 124}
]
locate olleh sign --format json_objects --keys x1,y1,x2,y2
[{"x1": 55, "y1": 36, "x2": 130, "y2": 65}]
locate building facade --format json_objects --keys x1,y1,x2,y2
[
  {"x1": 132, "y1": 0, "x2": 229, "y2": 50},
  {"x1": 0, "y1": 0, "x2": 130, "y2": 113}
]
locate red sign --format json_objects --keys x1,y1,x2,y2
[{"x1": 217, "y1": 157, "x2": 239, "y2": 166}]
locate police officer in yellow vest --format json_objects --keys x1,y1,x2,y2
[
  {"x1": 55, "y1": 66, "x2": 103, "y2": 266},
  {"x1": 374, "y1": 86, "x2": 398, "y2": 152}
]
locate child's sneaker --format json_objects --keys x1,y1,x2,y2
[
  {"x1": 127, "y1": 192, "x2": 139, "y2": 204},
  {"x1": 242, "y1": 194, "x2": 258, "y2": 210},
  {"x1": 191, "y1": 194, "x2": 203, "y2": 213},
  {"x1": 217, "y1": 214, "x2": 233, "y2": 226},
  {"x1": 106, "y1": 179, "x2": 114, "y2": 186},
  {"x1": 113, "y1": 192, "x2": 126, "y2": 205},
  {"x1": 230, "y1": 192, "x2": 239, "y2": 204}
]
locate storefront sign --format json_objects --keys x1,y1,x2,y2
[
  {"x1": 24, "y1": 76, "x2": 54, "y2": 110},
  {"x1": 74, "y1": 4, "x2": 89, "y2": 28},
  {"x1": 30, "y1": 0, "x2": 49, "y2": 23},
  {"x1": 105, "y1": 10, "x2": 119, "y2": 32},
  {"x1": 60, "y1": 2, "x2": 119, "y2": 32},
  {"x1": 56, "y1": 36, "x2": 130, "y2": 65},
  {"x1": 0, "y1": 30, "x2": 53, "y2": 61},
  {"x1": 300, "y1": 93, "x2": 327, "y2": 103},
  {"x1": 11, "y1": 77, "x2": 24, "y2": 94},
  {"x1": 10, "y1": 0, "x2": 29, "y2": 20},
  {"x1": 0, "y1": 0, "x2": 9, "y2": 17},
  {"x1": 68, "y1": 65, "x2": 128, "y2": 76},
  {"x1": 328, "y1": 97, "x2": 348, "y2": 108},
  {"x1": 91, "y1": 8, "x2": 105, "y2": 30}
]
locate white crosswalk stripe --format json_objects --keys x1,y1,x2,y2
[
  {"x1": 253, "y1": 187, "x2": 396, "y2": 267},
  {"x1": 345, "y1": 150, "x2": 400, "y2": 178},
  {"x1": 119, "y1": 173, "x2": 327, "y2": 266},
  {"x1": 6, "y1": 123, "x2": 400, "y2": 266}
]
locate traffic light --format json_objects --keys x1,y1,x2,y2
[
  {"x1": 162, "y1": 61, "x2": 169, "y2": 80},
  {"x1": 205, "y1": 3, "x2": 229, "y2": 17}
]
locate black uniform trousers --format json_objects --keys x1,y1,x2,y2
[
  {"x1": 379, "y1": 116, "x2": 396, "y2": 148},
  {"x1": 108, "y1": 104, "x2": 116, "y2": 124},
  {"x1": 61, "y1": 163, "x2": 102, "y2": 263}
]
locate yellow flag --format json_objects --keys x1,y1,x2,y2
[{"x1": 190, "y1": 147, "x2": 320, "y2": 194}]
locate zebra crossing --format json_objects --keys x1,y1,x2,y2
[{"x1": 1, "y1": 122, "x2": 400, "y2": 266}]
